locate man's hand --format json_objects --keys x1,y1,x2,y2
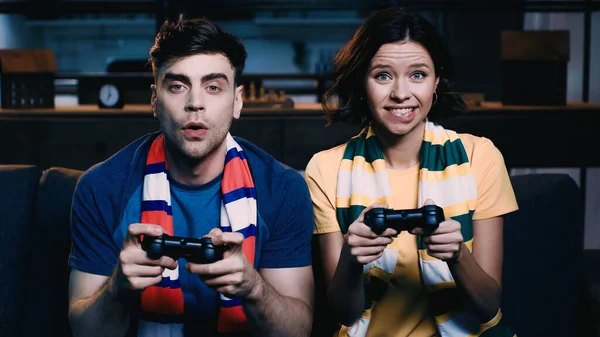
[
  {"x1": 187, "y1": 228, "x2": 260, "y2": 299},
  {"x1": 113, "y1": 223, "x2": 178, "y2": 294},
  {"x1": 410, "y1": 199, "x2": 464, "y2": 261},
  {"x1": 345, "y1": 203, "x2": 398, "y2": 265}
]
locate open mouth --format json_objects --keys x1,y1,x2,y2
[
  {"x1": 183, "y1": 122, "x2": 207, "y2": 130},
  {"x1": 385, "y1": 107, "x2": 415, "y2": 116},
  {"x1": 182, "y1": 122, "x2": 208, "y2": 137}
]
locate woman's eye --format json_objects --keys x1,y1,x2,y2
[
  {"x1": 411, "y1": 72, "x2": 425, "y2": 80},
  {"x1": 376, "y1": 73, "x2": 391, "y2": 81}
]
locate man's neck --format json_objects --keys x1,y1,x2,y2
[
  {"x1": 164, "y1": 141, "x2": 226, "y2": 186},
  {"x1": 375, "y1": 120, "x2": 425, "y2": 171}
]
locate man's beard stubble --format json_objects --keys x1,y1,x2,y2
[{"x1": 155, "y1": 104, "x2": 232, "y2": 164}]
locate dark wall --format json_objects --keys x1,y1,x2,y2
[
  {"x1": 155, "y1": 0, "x2": 525, "y2": 102},
  {"x1": 443, "y1": 9, "x2": 524, "y2": 101}
]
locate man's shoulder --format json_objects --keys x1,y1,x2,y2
[
  {"x1": 235, "y1": 136, "x2": 309, "y2": 210},
  {"x1": 76, "y1": 132, "x2": 157, "y2": 196},
  {"x1": 236, "y1": 137, "x2": 314, "y2": 270},
  {"x1": 235, "y1": 136, "x2": 304, "y2": 186}
]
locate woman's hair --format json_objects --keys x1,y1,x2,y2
[{"x1": 322, "y1": 6, "x2": 466, "y2": 126}]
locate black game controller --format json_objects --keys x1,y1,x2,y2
[
  {"x1": 142, "y1": 234, "x2": 223, "y2": 264},
  {"x1": 363, "y1": 205, "x2": 445, "y2": 234}
]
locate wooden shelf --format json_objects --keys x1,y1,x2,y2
[
  {"x1": 467, "y1": 101, "x2": 600, "y2": 112},
  {"x1": 0, "y1": 100, "x2": 598, "y2": 171},
  {"x1": 0, "y1": 103, "x2": 325, "y2": 118},
  {"x1": 1, "y1": 101, "x2": 599, "y2": 119}
]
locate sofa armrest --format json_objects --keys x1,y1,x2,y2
[
  {"x1": 21, "y1": 167, "x2": 83, "y2": 337},
  {"x1": 582, "y1": 249, "x2": 600, "y2": 336},
  {"x1": 0, "y1": 165, "x2": 43, "y2": 336}
]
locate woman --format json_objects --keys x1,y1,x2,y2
[{"x1": 305, "y1": 7, "x2": 519, "y2": 337}]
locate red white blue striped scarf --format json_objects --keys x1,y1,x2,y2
[{"x1": 139, "y1": 133, "x2": 256, "y2": 335}]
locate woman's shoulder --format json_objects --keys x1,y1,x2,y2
[
  {"x1": 456, "y1": 133, "x2": 510, "y2": 181},
  {"x1": 456, "y1": 132, "x2": 502, "y2": 162},
  {"x1": 312, "y1": 142, "x2": 348, "y2": 162},
  {"x1": 305, "y1": 143, "x2": 348, "y2": 181}
]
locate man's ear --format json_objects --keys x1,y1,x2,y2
[
  {"x1": 150, "y1": 84, "x2": 157, "y2": 118},
  {"x1": 233, "y1": 84, "x2": 244, "y2": 120}
]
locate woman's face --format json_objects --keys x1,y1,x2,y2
[{"x1": 364, "y1": 40, "x2": 439, "y2": 138}]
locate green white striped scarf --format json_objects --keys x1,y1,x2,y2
[{"x1": 335, "y1": 119, "x2": 515, "y2": 337}]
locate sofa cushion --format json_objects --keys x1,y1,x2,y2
[
  {"x1": 21, "y1": 167, "x2": 83, "y2": 337},
  {"x1": 0, "y1": 165, "x2": 43, "y2": 336},
  {"x1": 502, "y1": 174, "x2": 584, "y2": 337}
]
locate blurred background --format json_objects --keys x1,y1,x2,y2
[
  {"x1": 2, "y1": 0, "x2": 598, "y2": 244},
  {"x1": 0, "y1": 1, "x2": 600, "y2": 335}
]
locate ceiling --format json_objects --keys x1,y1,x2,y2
[{"x1": 0, "y1": 0, "x2": 598, "y2": 20}]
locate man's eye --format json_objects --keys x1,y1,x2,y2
[
  {"x1": 169, "y1": 84, "x2": 184, "y2": 91},
  {"x1": 207, "y1": 86, "x2": 220, "y2": 92}
]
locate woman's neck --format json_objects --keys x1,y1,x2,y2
[
  {"x1": 164, "y1": 140, "x2": 226, "y2": 186},
  {"x1": 375, "y1": 120, "x2": 425, "y2": 171}
]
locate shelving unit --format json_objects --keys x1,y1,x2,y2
[{"x1": 2, "y1": 0, "x2": 595, "y2": 101}]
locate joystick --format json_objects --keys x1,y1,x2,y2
[
  {"x1": 142, "y1": 234, "x2": 223, "y2": 264},
  {"x1": 363, "y1": 205, "x2": 444, "y2": 234}
]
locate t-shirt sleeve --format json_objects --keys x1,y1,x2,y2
[
  {"x1": 68, "y1": 171, "x2": 120, "y2": 276},
  {"x1": 304, "y1": 154, "x2": 341, "y2": 234},
  {"x1": 471, "y1": 138, "x2": 519, "y2": 220},
  {"x1": 258, "y1": 171, "x2": 315, "y2": 269}
]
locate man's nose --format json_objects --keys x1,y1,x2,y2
[{"x1": 185, "y1": 89, "x2": 205, "y2": 112}]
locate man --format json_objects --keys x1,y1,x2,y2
[{"x1": 67, "y1": 17, "x2": 314, "y2": 337}]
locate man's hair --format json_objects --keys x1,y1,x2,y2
[
  {"x1": 149, "y1": 17, "x2": 247, "y2": 86},
  {"x1": 323, "y1": 6, "x2": 466, "y2": 126}
]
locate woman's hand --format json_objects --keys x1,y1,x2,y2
[
  {"x1": 410, "y1": 199, "x2": 463, "y2": 261},
  {"x1": 345, "y1": 203, "x2": 398, "y2": 264}
]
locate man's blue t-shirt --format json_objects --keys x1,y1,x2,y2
[{"x1": 68, "y1": 132, "x2": 314, "y2": 336}]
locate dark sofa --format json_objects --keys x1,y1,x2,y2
[
  {"x1": 0, "y1": 165, "x2": 82, "y2": 337},
  {"x1": 0, "y1": 164, "x2": 597, "y2": 337}
]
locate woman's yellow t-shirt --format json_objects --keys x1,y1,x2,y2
[{"x1": 304, "y1": 133, "x2": 519, "y2": 337}]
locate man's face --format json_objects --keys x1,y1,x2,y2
[{"x1": 153, "y1": 53, "x2": 243, "y2": 161}]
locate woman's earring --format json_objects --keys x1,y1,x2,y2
[{"x1": 432, "y1": 91, "x2": 438, "y2": 105}]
